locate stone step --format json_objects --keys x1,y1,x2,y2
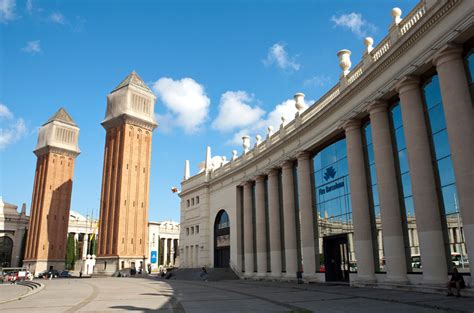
[
  {"x1": 353, "y1": 281, "x2": 474, "y2": 298},
  {"x1": 166, "y1": 267, "x2": 239, "y2": 281}
]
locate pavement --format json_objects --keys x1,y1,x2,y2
[
  {"x1": 0, "y1": 277, "x2": 474, "y2": 312},
  {"x1": 0, "y1": 284, "x2": 30, "y2": 303}
]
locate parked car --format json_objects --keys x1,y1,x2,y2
[
  {"x1": 59, "y1": 270, "x2": 72, "y2": 278},
  {"x1": 452, "y1": 253, "x2": 469, "y2": 268},
  {"x1": 36, "y1": 269, "x2": 60, "y2": 278}
]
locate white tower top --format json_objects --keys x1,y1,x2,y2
[
  {"x1": 103, "y1": 71, "x2": 157, "y2": 130},
  {"x1": 34, "y1": 107, "x2": 80, "y2": 157}
]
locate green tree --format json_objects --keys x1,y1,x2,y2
[
  {"x1": 19, "y1": 229, "x2": 27, "y2": 267},
  {"x1": 65, "y1": 234, "x2": 75, "y2": 269}
]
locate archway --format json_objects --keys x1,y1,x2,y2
[
  {"x1": 0, "y1": 236, "x2": 13, "y2": 267},
  {"x1": 214, "y1": 210, "x2": 230, "y2": 268}
]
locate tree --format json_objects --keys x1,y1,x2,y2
[{"x1": 65, "y1": 234, "x2": 75, "y2": 269}]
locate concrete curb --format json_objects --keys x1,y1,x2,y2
[{"x1": 0, "y1": 281, "x2": 45, "y2": 305}]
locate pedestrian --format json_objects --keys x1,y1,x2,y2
[
  {"x1": 200, "y1": 267, "x2": 208, "y2": 281},
  {"x1": 447, "y1": 268, "x2": 465, "y2": 297},
  {"x1": 147, "y1": 263, "x2": 152, "y2": 274}
]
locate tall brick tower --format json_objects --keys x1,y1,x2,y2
[
  {"x1": 95, "y1": 71, "x2": 157, "y2": 275},
  {"x1": 24, "y1": 108, "x2": 80, "y2": 274}
]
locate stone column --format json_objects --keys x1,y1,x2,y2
[
  {"x1": 163, "y1": 238, "x2": 168, "y2": 266},
  {"x1": 170, "y1": 239, "x2": 175, "y2": 266},
  {"x1": 396, "y1": 76, "x2": 448, "y2": 283},
  {"x1": 267, "y1": 169, "x2": 282, "y2": 277},
  {"x1": 255, "y1": 175, "x2": 267, "y2": 277},
  {"x1": 83, "y1": 234, "x2": 89, "y2": 259},
  {"x1": 243, "y1": 181, "x2": 255, "y2": 276},
  {"x1": 369, "y1": 101, "x2": 408, "y2": 282},
  {"x1": 282, "y1": 161, "x2": 298, "y2": 279},
  {"x1": 296, "y1": 152, "x2": 317, "y2": 279},
  {"x1": 344, "y1": 119, "x2": 376, "y2": 282},
  {"x1": 236, "y1": 186, "x2": 244, "y2": 272},
  {"x1": 434, "y1": 44, "x2": 474, "y2": 277}
]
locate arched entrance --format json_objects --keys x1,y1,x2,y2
[
  {"x1": 0, "y1": 236, "x2": 13, "y2": 267},
  {"x1": 214, "y1": 210, "x2": 230, "y2": 268}
]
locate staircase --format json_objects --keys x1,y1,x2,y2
[{"x1": 168, "y1": 268, "x2": 239, "y2": 281}]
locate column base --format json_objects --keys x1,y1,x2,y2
[
  {"x1": 268, "y1": 272, "x2": 283, "y2": 280},
  {"x1": 385, "y1": 275, "x2": 409, "y2": 284},
  {"x1": 255, "y1": 272, "x2": 267, "y2": 279},
  {"x1": 282, "y1": 272, "x2": 298, "y2": 281},
  {"x1": 94, "y1": 256, "x2": 147, "y2": 277}
]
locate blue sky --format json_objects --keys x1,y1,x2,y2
[{"x1": 0, "y1": 0, "x2": 418, "y2": 222}]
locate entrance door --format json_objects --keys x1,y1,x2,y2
[
  {"x1": 323, "y1": 234, "x2": 350, "y2": 282},
  {"x1": 214, "y1": 210, "x2": 230, "y2": 268}
]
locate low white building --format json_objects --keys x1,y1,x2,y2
[{"x1": 147, "y1": 220, "x2": 180, "y2": 272}]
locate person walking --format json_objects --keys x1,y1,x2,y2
[{"x1": 447, "y1": 268, "x2": 465, "y2": 297}]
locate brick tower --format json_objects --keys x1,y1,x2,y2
[
  {"x1": 23, "y1": 108, "x2": 80, "y2": 274},
  {"x1": 95, "y1": 71, "x2": 157, "y2": 275}
]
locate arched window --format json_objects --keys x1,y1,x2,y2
[
  {"x1": 0, "y1": 236, "x2": 14, "y2": 267},
  {"x1": 216, "y1": 211, "x2": 229, "y2": 229}
]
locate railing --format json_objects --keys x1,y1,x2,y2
[
  {"x1": 372, "y1": 37, "x2": 391, "y2": 62},
  {"x1": 347, "y1": 64, "x2": 364, "y2": 85},
  {"x1": 400, "y1": 2, "x2": 426, "y2": 36}
]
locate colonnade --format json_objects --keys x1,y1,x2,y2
[{"x1": 238, "y1": 45, "x2": 473, "y2": 284}]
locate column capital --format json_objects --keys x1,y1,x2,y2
[
  {"x1": 395, "y1": 75, "x2": 420, "y2": 94},
  {"x1": 296, "y1": 151, "x2": 311, "y2": 160},
  {"x1": 267, "y1": 168, "x2": 280, "y2": 177},
  {"x1": 255, "y1": 175, "x2": 266, "y2": 183},
  {"x1": 242, "y1": 181, "x2": 253, "y2": 187},
  {"x1": 281, "y1": 160, "x2": 294, "y2": 170},
  {"x1": 367, "y1": 100, "x2": 388, "y2": 114},
  {"x1": 343, "y1": 118, "x2": 362, "y2": 132},
  {"x1": 433, "y1": 43, "x2": 463, "y2": 68}
]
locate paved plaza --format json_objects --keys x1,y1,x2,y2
[{"x1": 1, "y1": 277, "x2": 474, "y2": 312}]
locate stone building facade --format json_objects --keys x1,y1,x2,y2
[
  {"x1": 23, "y1": 108, "x2": 80, "y2": 274},
  {"x1": 147, "y1": 221, "x2": 180, "y2": 271},
  {"x1": 95, "y1": 71, "x2": 157, "y2": 275},
  {"x1": 179, "y1": 0, "x2": 473, "y2": 287},
  {"x1": 0, "y1": 198, "x2": 28, "y2": 267}
]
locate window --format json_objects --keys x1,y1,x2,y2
[
  {"x1": 423, "y1": 75, "x2": 466, "y2": 272},
  {"x1": 191, "y1": 227, "x2": 194, "y2": 235},
  {"x1": 390, "y1": 102, "x2": 418, "y2": 272},
  {"x1": 186, "y1": 228, "x2": 189, "y2": 236},
  {"x1": 313, "y1": 138, "x2": 355, "y2": 272},
  {"x1": 191, "y1": 198, "x2": 195, "y2": 206},
  {"x1": 363, "y1": 122, "x2": 383, "y2": 271},
  {"x1": 187, "y1": 200, "x2": 190, "y2": 208},
  {"x1": 196, "y1": 225, "x2": 199, "y2": 234},
  {"x1": 196, "y1": 196, "x2": 200, "y2": 204}
]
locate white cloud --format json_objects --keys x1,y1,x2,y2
[
  {"x1": 0, "y1": 104, "x2": 27, "y2": 150},
  {"x1": 153, "y1": 77, "x2": 210, "y2": 134},
  {"x1": 226, "y1": 97, "x2": 311, "y2": 146},
  {"x1": 0, "y1": 103, "x2": 13, "y2": 119},
  {"x1": 304, "y1": 75, "x2": 331, "y2": 87},
  {"x1": 26, "y1": 0, "x2": 32, "y2": 13},
  {"x1": 331, "y1": 13, "x2": 376, "y2": 38},
  {"x1": 263, "y1": 43, "x2": 300, "y2": 71},
  {"x1": 0, "y1": 0, "x2": 16, "y2": 23},
  {"x1": 22, "y1": 40, "x2": 41, "y2": 54},
  {"x1": 49, "y1": 12, "x2": 65, "y2": 24},
  {"x1": 212, "y1": 91, "x2": 265, "y2": 132}
]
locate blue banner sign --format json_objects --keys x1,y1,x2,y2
[{"x1": 151, "y1": 250, "x2": 157, "y2": 263}]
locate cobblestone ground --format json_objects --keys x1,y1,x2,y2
[{"x1": 1, "y1": 277, "x2": 474, "y2": 312}]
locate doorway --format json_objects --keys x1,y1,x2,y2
[
  {"x1": 214, "y1": 210, "x2": 230, "y2": 268},
  {"x1": 323, "y1": 234, "x2": 350, "y2": 282}
]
